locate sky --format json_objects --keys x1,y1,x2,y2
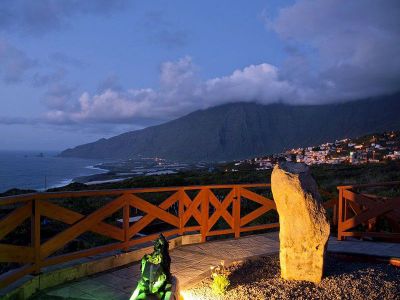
[{"x1": 0, "y1": 0, "x2": 399, "y2": 151}]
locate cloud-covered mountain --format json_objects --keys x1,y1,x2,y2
[
  {"x1": 60, "y1": 92, "x2": 400, "y2": 162},
  {"x1": 42, "y1": 1, "x2": 400, "y2": 127},
  {"x1": 2, "y1": 1, "x2": 400, "y2": 153}
]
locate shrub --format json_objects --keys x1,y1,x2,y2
[{"x1": 210, "y1": 261, "x2": 230, "y2": 295}]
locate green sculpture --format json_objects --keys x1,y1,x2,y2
[{"x1": 130, "y1": 234, "x2": 173, "y2": 300}]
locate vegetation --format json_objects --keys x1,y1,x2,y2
[{"x1": 210, "y1": 261, "x2": 230, "y2": 295}]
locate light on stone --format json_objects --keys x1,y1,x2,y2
[{"x1": 271, "y1": 162, "x2": 330, "y2": 283}]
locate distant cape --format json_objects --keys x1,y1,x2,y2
[{"x1": 60, "y1": 92, "x2": 400, "y2": 162}]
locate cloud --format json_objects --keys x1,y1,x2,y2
[
  {"x1": 49, "y1": 52, "x2": 86, "y2": 69},
  {"x1": 265, "y1": 0, "x2": 400, "y2": 101},
  {"x1": 203, "y1": 64, "x2": 294, "y2": 105},
  {"x1": 0, "y1": 0, "x2": 127, "y2": 35},
  {"x1": 150, "y1": 29, "x2": 189, "y2": 49},
  {"x1": 0, "y1": 116, "x2": 39, "y2": 125},
  {"x1": 42, "y1": 83, "x2": 78, "y2": 110},
  {"x1": 32, "y1": 67, "x2": 67, "y2": 87},
  {"x1": 97, "y1": 74, "x2": 123, "y2": 93},
  {"x1": 44, "y1": 57, "x2": 198, "y2": 124},
  {"x1": 45, "y1": 88, "x2": 158, "y2": 124},
  {"x1": 7, "y1": 1, "x2": 400, "y2": 128},
  {"x1": 143, "y1": 10, "x2": 189, "y2": 49},
  {"x1": 0, "y1": 40, "x2": 37, "y2": 83},
  {"x1": 44, "y1": 57, "x2": 298, "y2": 124},
  {"x1": 0, "y1": 39, "x2": 85, "y2": 90}
]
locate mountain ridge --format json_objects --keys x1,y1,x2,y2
[{"x1": 60, "y1": 92, "x2": 400, "y2": 162}]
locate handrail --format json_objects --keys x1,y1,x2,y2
[
  {"x1": 0, "y1": 181, "x2": 370, "y2": 290},
  {"x1": 337, "y1": 181, "x2": 400, "y2": 190},
  {"x1": 0, "y1": 183, "x2": 270, "y2": 205},
  {"x1": 0, "y1": 183, "x2": 276, "y2": 288},
  {"x1": 337, "y1": 181, "x2": 400, "y2": 241}
]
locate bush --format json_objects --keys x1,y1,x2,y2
[
  {"x1": 211, "y1": 274, "x2": 230, "y2": 295},
  {"x1": 210, "y1": 261, "x2": 230, "y2": 295}
]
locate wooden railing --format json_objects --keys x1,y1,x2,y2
[
  {"x1": 0, "y1": 184, "x2": 279, "y2": 288},
  {"x1": 337, "y1": 181, "x2": 400, "y2": 241},
  {"x1": 319, "y1": 190, "x2": 338, "y2": 226}
]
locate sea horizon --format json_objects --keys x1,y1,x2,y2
[{"x1": 0, "y1": 150, "x2": 108, "y2": 193}]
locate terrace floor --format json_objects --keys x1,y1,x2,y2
[{"x1": 32, "y1": 232, "x2": 400, "y2": 300}]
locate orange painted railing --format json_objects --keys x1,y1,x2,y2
[
  {"x1": 319, "y1": 190, "x2": 338, "y2": 226},
  {"x1": 0, "y1": 184, "x2": 278, "y2": 288},
  {"x1": 337, "y1": 181, "x2": 400, "y2": 241}
]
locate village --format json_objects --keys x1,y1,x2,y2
[{"x1": 227, "y1": 131, "x2": 400, "y2": 171}]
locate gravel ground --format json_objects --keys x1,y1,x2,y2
[{"x1": 183, "y1": 254, "x2": 400, "y2": 300}]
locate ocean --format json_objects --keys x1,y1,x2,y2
[{"x1": 0, "y1": 151, "x2": 107, "y2": 193}]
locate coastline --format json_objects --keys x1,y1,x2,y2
[
  {"x1": 0, "y1": 151, "x2": 109, "y2": 193},
  {"x1": 48, "y1": 164, "x2": 110, "y2": 190},
  {"x1": 0, "y1": 152, "x2": 213, "y2": 193},
  {"x1": 71, "y1": 158, "x2": 212, "y2": 186}
]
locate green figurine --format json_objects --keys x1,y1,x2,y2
[{"x1": 130, "y1": 234, "x2": 173, "y2": 300}]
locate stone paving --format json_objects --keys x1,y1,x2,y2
[
  {"x1": 328, "y1": 237, "x2": 400, "y2": 257},
  {"x1": 32, "y1": 232, "x2": 400, "y2": 300}
]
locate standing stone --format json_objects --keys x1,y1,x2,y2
[{"x1": 271, "y1": 162, "x2": 330, "y2": 283}]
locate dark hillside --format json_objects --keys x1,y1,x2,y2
[{"x1": 60, "y1": 93, "x2": 400, "y2": 162}]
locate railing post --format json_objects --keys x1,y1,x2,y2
[
  {"x1": 233, "y1": 187, "x2": 241, "y2": 239},
  {"x1": 332, "y1": 198, "x2": 338, "y2": 226},
  {"x1": 31, "y1": 197, "x2": 41, "y2": 274},
  {"x1": 337, "y1": 187, "x2": 344, "y2": 241},
  {"x1": 178, "y1": 188, "x2": 185, "y2": 235},
  {"x1": 201, "y1": 188, "x2": 209, "y2": 243},
  {"x1": 123, "y1": 195, "x2": 130, "y2": 252}
]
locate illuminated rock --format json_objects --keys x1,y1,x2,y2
[{"x1": 271, "y1": 162, "x2": 330, "y2": 283}]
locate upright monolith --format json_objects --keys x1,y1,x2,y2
[{"x1": 271, "y1": 162, "x2": 330, "y2": 283}]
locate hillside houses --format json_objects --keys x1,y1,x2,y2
[{"x1": 226, "y1": 131, "x2": 400, "y2": 171}]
